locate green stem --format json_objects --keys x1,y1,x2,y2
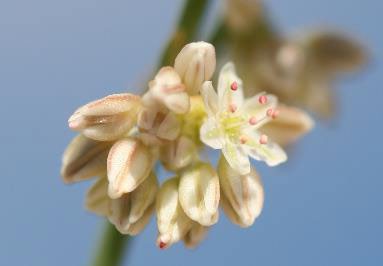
[
  {"x1": 157, "y1": 0, "x2": 210, "y2": 67},
  {"x1": 90, "y1": 1, "x2": 210, "y2": 266},
  {"x1": 91, "y1": 222, "x2": 129, "y2": 266}
]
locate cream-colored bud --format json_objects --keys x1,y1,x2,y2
[
  {"x1": 160, "y1": 136, "x2": 197, "y2": 171},
  {"x1": 107, "y1": 138, "x2": 153, "y2": 199},
  {"x1": 146, "y1": 67, "x2": 190, "y2": 114},
  {"x1": 61, "y1": 135, "x2": 112, "y2": 184},
  {"x1": 218, "y1": 156, "x2": 264, "y2": 227},
  {"x1": 261, "y1": 105, "x2": 314, "y2": 146},
  {"x1": 137, "y1": 108, "x2": 181, "y2": 144},
  {"x1": 85, "y1": 175, "x2": 110, "y2": 216},
  {"x1": 68, "y1": 93, "x2": 141, "y2": 141},
  {"x1": 156, "y1": 177, "x2": 193, "y2": 249},
  {"x1": 174, "y1": 42, "x2": 216, "y2": 95},
  {"x1": 178, "y1": 163, "x2": 220, "y2": 226},
  {"x1": 108, "y1": 172, "x2": 158, "y2": 235},
  {"x1": 183, "y1": 223, "x2": 209, "y2": 249}
]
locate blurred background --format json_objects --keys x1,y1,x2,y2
[{"x1": 0, "y1": 0, "x2": 382, "y2": 265}]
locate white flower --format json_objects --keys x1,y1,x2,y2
[{"x1": 200, "y1": 62, "x2": 287, "y2": 174}]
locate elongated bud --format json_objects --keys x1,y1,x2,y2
[
  {"x1": 61, "y1": 135, "x2": 112, "y2": 184},
  {"x1": 137, "y1": 108, "x2": 181, "y2": 144},
  {"x1": 174, "y1": 42, "x2": 216, "y2": 95},
  {"x1": 108, "y1": 173, "x2": 157, "y2": 235},
  {"x1": 156, "y1": 177, "x2": 193, "y2": 249},
  {"x1": 85, "y1": 175, "x2": 110, "y2": 216},
  {"x1": 68, "y1": 93, "x2": 141, "y2": 141},
  {"x1": 183, "y1": 223, "x2": 209, "y2": 249},
  {"x1": 218, "y1": 156, "x2": 264, "y2": 227},
  {"x1": 145, "y1": 67, "x2": 190, "y2": 114},
  {"x1": 178, "y1": 163, "x2": 220, "y2": 226},
  {"x1": 260, "y1": 105, "x2": 314, "y2": 146},
  {"x1": 107, "y1": 138, "x2": 153, "y2": 199},
  {"x1": 160, "y1": 136, "x2": 197, "y2": 171}
]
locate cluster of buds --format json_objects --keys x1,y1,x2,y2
[{"x1": 61, "y1": 42, "x2": 313, "y2": 249}]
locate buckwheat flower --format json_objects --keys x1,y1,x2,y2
[
  {"x1": 156, "y1": 177, "x2": 193, "y2": 249},
  {"x1": 178, "y1": 163, "x2": 220, "y2": 226},
  {"x1": 200, "y1": 62, "x2": 287, "y2": 174},
  {"x1": 107, "y1": 137, "x2": 154, "y2": 199},
  {"x1": 68, "y1": 93, "x2": 141, "y2": 141},
  {"x1": 61, "y1": 135, "x2": 112, "y2": 184},
  {"x1": 160, "y1": 136, "x2": 198, "y2": 171},
  {"x1": 108, "y1": 172, "x2": 158, "y2": 235},
  {"x1": 174, "y1": 41, "x2": 216, "y2": 95},
  {"x1": 218, "y1": 156, "x2": 264, "y2": 227}
]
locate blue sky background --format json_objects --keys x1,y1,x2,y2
[{"x1": 0, "y1": 0, "x2": 382, "y2": 265}]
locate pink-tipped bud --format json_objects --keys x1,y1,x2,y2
[
  {"x1": 259, "y1": 134, "x2": 268, "y2": 145},
  {"x1": 230, "y1": 81, "x2": 238, "y2": 91},
  {"x1": 249, "y1": 117, "x2": 257, "y2": 125},
  {"x1": 258, "y1": 95, "x2": 268, "y2": 104},
  {"x1": 229, "y1": 103, "x2": 237, "y2": 113},
  {"x1": 159, "y1": 241, "x2": 167, "y2": 249}
]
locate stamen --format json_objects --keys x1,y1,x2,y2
[
  {"x1": 159, "y1": 241, "x2": 167, "y2": 249},
  {"x1": 266, "y1": 108, "x2": 274, "y2": 117},
  {"x1": 272, "y1": 109, "x2": 280, "y2": 119},
  {"x1": 240, "y1": 135, "x2": 248, "y2": 144},
  {"x1": 259, "y1": 95, "x2": 268, "y2": 104},
  {"x1": 230, "y1": 81, "x2": 238, "y2": 91},
  {"x1": 249, "y1": 116, "x2": 257, "y2": 125},
  {"x1": 259, "y1": 134, "x2": 268, "y2": 144},
  {"x1": 229, "y1": 103, "x2": 237, "y2": 113}
]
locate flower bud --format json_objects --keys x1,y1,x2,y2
[
  {"x1": 174, "y1": 42, "x2": 216, "y2": 95},
  {"x1": 178, "y1": 163, "x2": 220, "y2": 226},
  {"x1": 183, "y1": 223, "x2": 209, "y2": 249},
  {"x1": 137, "y1": 108, "x2": 181, "y2": 144},
  {"x1": 160, "y1": 136, "x2": 197, "y2": 171},
  {"x1": 85, "y1": 175, "x2": 110, "y2": 216},
  {"x1": 108, "y1": 172, "x2": 158, "y2": 235},
  {"x1": 107, "y1": 138, "x2": 153, "y2": 199},
  {"x1": 218, "y1": 156, "x2": 264, "y2": 227},
  {"x1": 61, "y1": 135, "x2": 112, "y2": 184},
  {"x1": 145, "y1": 67, "x2": 190, "y2": 114},
  {"x1": 68, "y1": 93, "x2": 141, "y2": 141},
  {"x1": 156, "y1": 177, "x2": 193, "y2": 249},
  {"x1": 261, "y1": 105, "x2": 314, "y2": 146}
]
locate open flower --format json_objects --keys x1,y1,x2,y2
[{"x1": 200, "y1": 62, "x2": 287, "y2": 174}]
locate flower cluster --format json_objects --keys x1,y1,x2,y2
[{"x1": 61, "y1": 42, "x2": 313, "y2": 249}]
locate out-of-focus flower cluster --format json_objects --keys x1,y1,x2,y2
[
  {"x1": 61, "y1": 42, "x2": 313, "y2": 249},
  {"x1": 225, "y1": 0, "x2": 367, "y2": 118}
]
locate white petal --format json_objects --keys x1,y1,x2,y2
[
  {"x1": 242, "y1": 130, "x2": 287, "y2": 167},
  {"x1": 200, "y1": 117, "x2": 224, "y2": 149},
  {"x1": 222, "y1": 140, "x2": 250, "y2": 175},
  {"x1": 217, "y1": 62, "x2": 244, "y2": 111},
  {"x1": 85, "y1": 176, "x2": 110, "y2": 216},
  {"x1": 200, "y1": 81, "x2": 219, "y2": 116}
]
